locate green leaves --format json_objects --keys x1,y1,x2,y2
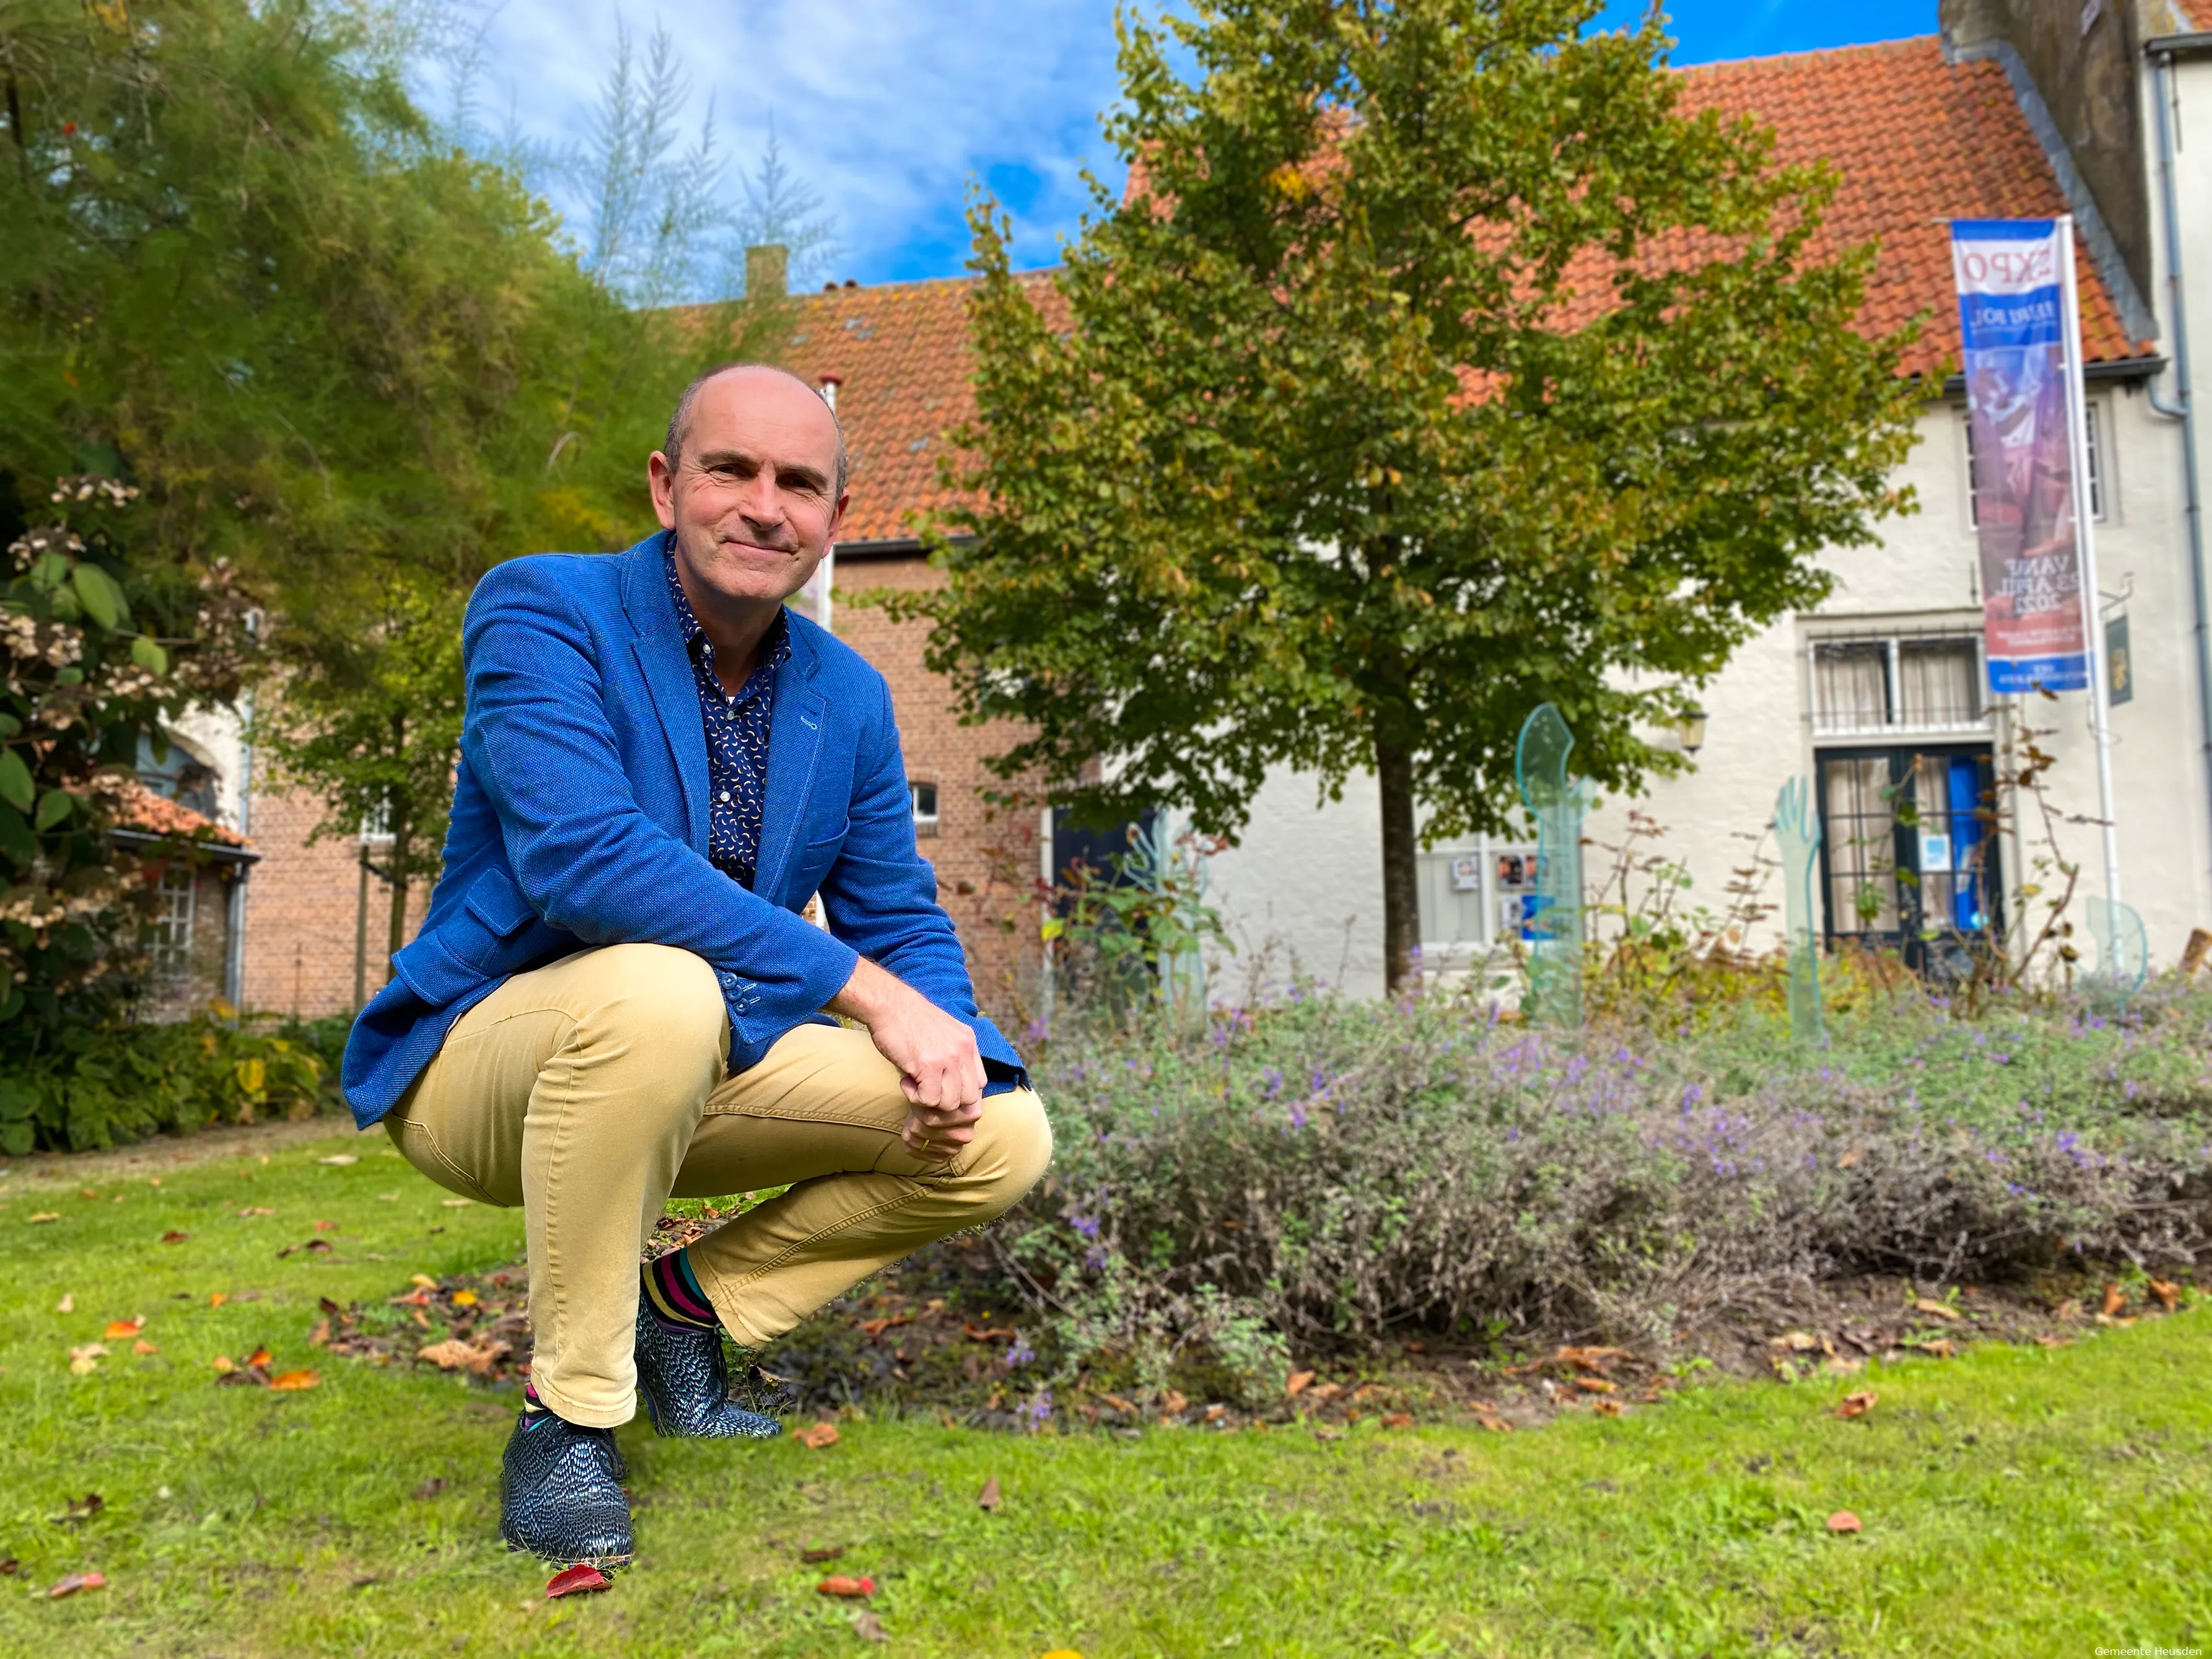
[
  {"x1": 69, "y1": 563, "x2": 128, "y2": 631},
  {"x1": 0, "y1": 749, "x2": 31, "y2": 812},
  {"x1": 130, "y1": 636, "x2": 170, "y2": 675},
  {"x1": 34, "y1": 791, "x2": 75, "y2": 831}
]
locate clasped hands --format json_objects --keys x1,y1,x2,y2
[{"x1": 828, "y1": 955, "x2": 985, "y2": 1161}]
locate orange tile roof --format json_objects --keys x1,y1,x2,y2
[
  {"x1": 777, "y1": 273, "x2": 1066, "y2": 544},
  {"x1": 767, "y1": 35, "x2": 2150, "y2": 542},
  {"x1": 114, "y1": 783, "x2": 249, "y2": 847},
  {"x1": 2176, "y1": 0, "x2": 2212, "y2": 31},
  {"x1": 1675, "y1": 36, "x2": 2146, "y2": 377}
]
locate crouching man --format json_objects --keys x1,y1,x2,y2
[{"x1": 340, "y1": 364, "x2": 1050, "y2": 1568}]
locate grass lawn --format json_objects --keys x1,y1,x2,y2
[{"x1": 2, "y1": 1126, "x2": 2208, "y2": 1657}]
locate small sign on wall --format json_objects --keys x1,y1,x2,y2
[
  {"x1": 1450, "y1": 855, "x2": 1484, "y2": 892},
  {"x1": 2107, "y1": 613, "x2": 2132, "y2": 706}
]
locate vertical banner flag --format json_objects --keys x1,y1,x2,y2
[{"x1": 1950, "y1": 219, "x2": 2090, "y2": 693}]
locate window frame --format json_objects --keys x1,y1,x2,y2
[
  {"x1": 1962, "y1": 396, "x2": 2107, "y2": 528},
  {"x1": 1808, "y1": 629, "x2": 1991, "y2": 741}
]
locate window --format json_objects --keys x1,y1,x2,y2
[
  {"x1": 1811, "y1": 635, "x2": 1985, "y2": 736},
  {"x1": 152, "y1": 864, "x2": 196, "y2": 983},
  {"x1": 1963, "y1": 400, "x2": 2105, "y2": 526},
  {"x1": 1820, "y1": 756, "x2": 1900, "y2": 934},
  {"x1": 909, "y1": 780, "x2": 939, "y2": 831}
]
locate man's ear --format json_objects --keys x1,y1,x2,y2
[
  {"x1": 649, "y1": 451, "x2": 679, "y2": 531},
  {"x1": 824, "y1": 488, "x2": 850, "y2": 545}
]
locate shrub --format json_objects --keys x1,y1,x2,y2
[
  {"x1": 0, "y1": 1010, "x2": 347, "y2": 1154},
  {"x1": 1003, "y1": 975, "x2": 2212, "y2": 1394}
]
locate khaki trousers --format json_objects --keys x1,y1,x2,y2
[{"x1": 382, "y1": 942, "x2": 1052, "y2": 1427}]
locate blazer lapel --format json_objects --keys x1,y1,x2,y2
[
  {"x1": 618, "y1": 535, "x2": 710, "y2": 852},
  {"x1": 754, "y1": 617, "x2": 826, "y2": 903}
]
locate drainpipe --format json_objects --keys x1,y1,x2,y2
[
  {"x1": 221, "y1": 642, "x2": 257, "y2": 1021},
  {"x1": 2147, "y1": 43, "x2": 2212, "y2": 865},
  {"x1": 815, "y1": 375, "x2": 841, "y2": 638}
]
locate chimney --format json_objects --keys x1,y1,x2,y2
[{"x1": 745, "y1": 243, "x2": 789, "y2": 299}]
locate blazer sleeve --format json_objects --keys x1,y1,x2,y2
[{"x1": 460, "y1": 561, "x2": 859, "y2": 1045}]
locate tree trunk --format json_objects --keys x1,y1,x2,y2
[{"x1": 1375, "y1": 725, "x2": 1421, "y2": 993}]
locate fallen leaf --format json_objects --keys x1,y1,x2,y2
[
  {"x1": 853, "y1": 1608, "x2": 889, "y2": 1642},
  {"x1": 104, "y1": 1318, "x2": 142, "y2": 1340},
  {"x1": 1913, "y1": 1299, "x2": 1960, "y2": 1321},
  {"x1": 246, "y1": 1345, "x2": 272, "y2": 1367},
  {"x1": 68, "y1": 1343, "x2": 107, "y2": 1375},
  {"x1": 269, "y1": 1369, "x2": 320, "y2": 1391},
  {"x1": 817, "y1": 1575, "x2": 875, "y2": 1598},
  {"x1": 0, "y1": 1559, "x2": 15, "y2": 1574},
  {"x1": 1160, "y1": 1389, "x2": 1188, "y2": 1415},
  {"x1": 1826, "y1": 1510, "x2": 1862, "y2": 1535},
  {"x1": 47, "y1": 1571, "x2": 105, "y2": 1597},
  {"x1": 54, "y1": 1294, "x2": 73, "y2": 1314},
  {"x1": 1835, "y1": 1391, "x2": 1879, "y2": 1420},
  {"x1": 79, "y1": 1189, "x2": 97, "y2": 1199},
  {"x1": 316, "y1": 1155, "x2": 358, "y2": 1166},
  {"x1": 2147, "y1": 1278, "x2": 2182, "y2": 1312},
  {"x1": 410, "y1": 1274, "x2": 438, "y2": 1290},
  {"x1": 1475, "y1": 1413, "x2": 1513, "y2": 1433},
  {"x1": 209, "y1": 1292, "x2": 227, "y2": 1308},
  {"x1": 1040, "y1": 1651, "x2": 1086, "y2": 1659},
  {"x1": 412, "y1": 1478, "x2": 447, "y2": 1500},
  {"x1": 544, "y1": 1563, "x2": 611, "y2": 1599},
  {"x1": 1590, "y1": 1399, "x2": 1623, "y2": 1418},
  {"x1": 795, "y1": 1422, "x2": 841, "y2": 1450},
  {"x1": 857, "y1": 1314, "x2": 907, "y2": 1336},
  {"x1": 133, "y1": 1340, "x2": 159, "y2": 1356},
  {"x1": 211, "y1": 1356, "x2": 236, "y2": 1375},
  {"x1": 54, "y1": 1494, "x2": 104, "y2": 1522},
  {"x1": 440, "y1": 1198, "x2": 472, "y2": 1209},
  {"x1": 1381, "y1": 1411, "x2": 1414, "y2": 1428},
  {"x1": 312, "y1": 1220, "x2": 339, "y2": 1232},
  {"x1": 977, "y1": 1476, "x2": 1001, "y2": 1511},
  {"x1": 1837, "y1": 1146, "x2": 1865, "y2": 1167},
  {"x1": 30, "y1": 1212, "x2": 60, "y2": 1224},
  {"x1": 308, "y1": 1320, "x2": 330, "y2": 1347},
  {"x1": 159, "y1": 1230, "x2": 188, "y2": 1244},
  {"x1": 1573, "y1": 1377, "x2": 1616, "y2": 1395},
  {"x1": 417, "y1": 1339, "x2": 509, "y2": 1376},
  {"x1": 236, "y1": 1207, "x2": 275, "y2": 1218},
  {"x1": 1285, "y1": 1369, "x2": 1316, "y2": 1398},
  {"x1": 1096, "y1": 1391, "x2": 1137, "y2": 1414},
  {"x1": 800, "y1": 1545, "x2": 846, "y2": 1563},
  {"x1": 2102, "y1": 1282, "x2": 2127, "y2": 1317},
  {"x1": 450, "y1": 1289, "x2": 478, "y2": 1308},
  {"x1": 1771, "y1": 1331, "x2": 1821, "y2": 1352},
  {"x1": 1915, "y1": 1338, "x2": 1957, "y2": 1358}
]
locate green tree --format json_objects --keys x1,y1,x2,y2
[{"x1": 900, "y1": 0, "x2": 1925, "y2": 986}]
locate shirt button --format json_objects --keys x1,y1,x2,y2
[{"x1": 719, "y1": 791, "x2": 730, "y2": 802}]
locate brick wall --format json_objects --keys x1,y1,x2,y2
[{"x1": 237, "y1": 785, "x2": 426, "y2": 1021}]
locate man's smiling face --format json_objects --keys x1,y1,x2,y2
[{"x1": 649, "y1": 365, "x2": 848, "y2": 613}]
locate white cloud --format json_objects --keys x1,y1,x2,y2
[{"x1": 426, "y1": 0, "x2": 1130, "y2": 284}]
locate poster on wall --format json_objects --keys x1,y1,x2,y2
[{"x1": 1950, "y1": 218, "x2": 2090, "y2": 694}]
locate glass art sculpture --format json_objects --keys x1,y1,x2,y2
[
  {"x1": 1772, "y1": 777, "x2": 1826, "y2": 1046},
  {"x1": 1514, "y1": 703, "x2": 1593, "y2": 1028},
  {"x1": 2085, "y1": 895, "x2": 2148, "y2": 1001}
]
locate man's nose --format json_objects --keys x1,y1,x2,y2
[{"x1": 733, "y1": 472, "x2": 787, "y2": 527}]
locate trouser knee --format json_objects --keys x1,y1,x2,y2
[{"x1": 954, "y1": 1088, "x2": 1053, "y2": 1221}]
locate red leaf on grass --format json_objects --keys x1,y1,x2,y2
[
  {"x1": 268, "y1": 1369, "x2": 320, "y2": 1391},
  {"x1": 794, "y1": 1422, "x2": 840, "y2": 1450},
  {"x1": 0, "y1": 1559, "x2": 17, "y2": 1575},
  {"x1": 246, "y1": 1346, "x2": 273, "y2": 1367},
  {"x1": 1826, "y1": 1511, "x2": 1862, "y2": 1534},
  {"x1": 2101, "y1": 1282, "x2": 2126, "y2": 1317},
  {"x1": 159, "y1": 1231, "x2": 188, "y2": 1244},
  {"x1": 1285, "y1": 1370, "x2": 1316, "y2": 1398},
  {"x1": 817, "y1": 1575, "x2": 875, "y2": 1598},
  {"x1": 545, "y1": 1564, "x2": 611, "y2": 1599},
  {"x1": 104, "y1": 1319, "x2": 141, "y2": 1340},
  {"x1": 2148, "y1": 1277, "x2": 2183, "y2": 1312},
  {"x1": 48, "y1": 1571, "x2": 105, "y2": 1597},
  {"x1": 977, "y1": 1476, "x2": 1001, "y2": 1512},
  {"x1": 1835, "y1": 1391, "x2": 1878, "y2": 1420}
]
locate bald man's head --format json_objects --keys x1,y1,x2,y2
[{"x1": 664, "y1": 363, "x2": 848, "y2": 496}]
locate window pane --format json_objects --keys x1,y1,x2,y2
[
  {"x1": 153, "y1": 865, "x2": 196, "y2": 982},
  {"x1": 1898, "y1": 640, "x2": 1980, "y2": 726},
  {"x1": 1814, "y1": 643, "x2": 1889, "y2": 731},
  {"x1": 1822, "y1": 756, "x2": 1898, "y2": 933}
]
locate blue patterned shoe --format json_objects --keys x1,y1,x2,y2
[
  {"x1": 633, "y1": 1299, "x2": 784, "y2": 1440},
  {"x1": 499, "y1": 1408, "x2": 634, "y2": 1568}
]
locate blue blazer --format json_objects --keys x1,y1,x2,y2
[{"x1": 340, "y1": 533, "x2": 1023, "y2": 1127}]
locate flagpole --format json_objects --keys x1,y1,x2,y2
[{"x1": 2057, "y1": 215, "x2": 2125, "y2": 907}]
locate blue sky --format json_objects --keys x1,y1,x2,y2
[{"x1": 441, "y1": 1, "x2": 1936, "y2": 288}]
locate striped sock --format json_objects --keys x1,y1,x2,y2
[{"x1": 642, "y1": 1248, "x2": 718, "y2": 1332}]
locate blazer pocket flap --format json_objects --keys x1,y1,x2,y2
[{"x1": 462, "y1": 866, "x2": 538, "y2": 936}]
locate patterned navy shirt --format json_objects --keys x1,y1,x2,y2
[{"x1": 666, "y1": 548, "x2": 791, "y2": 890}]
